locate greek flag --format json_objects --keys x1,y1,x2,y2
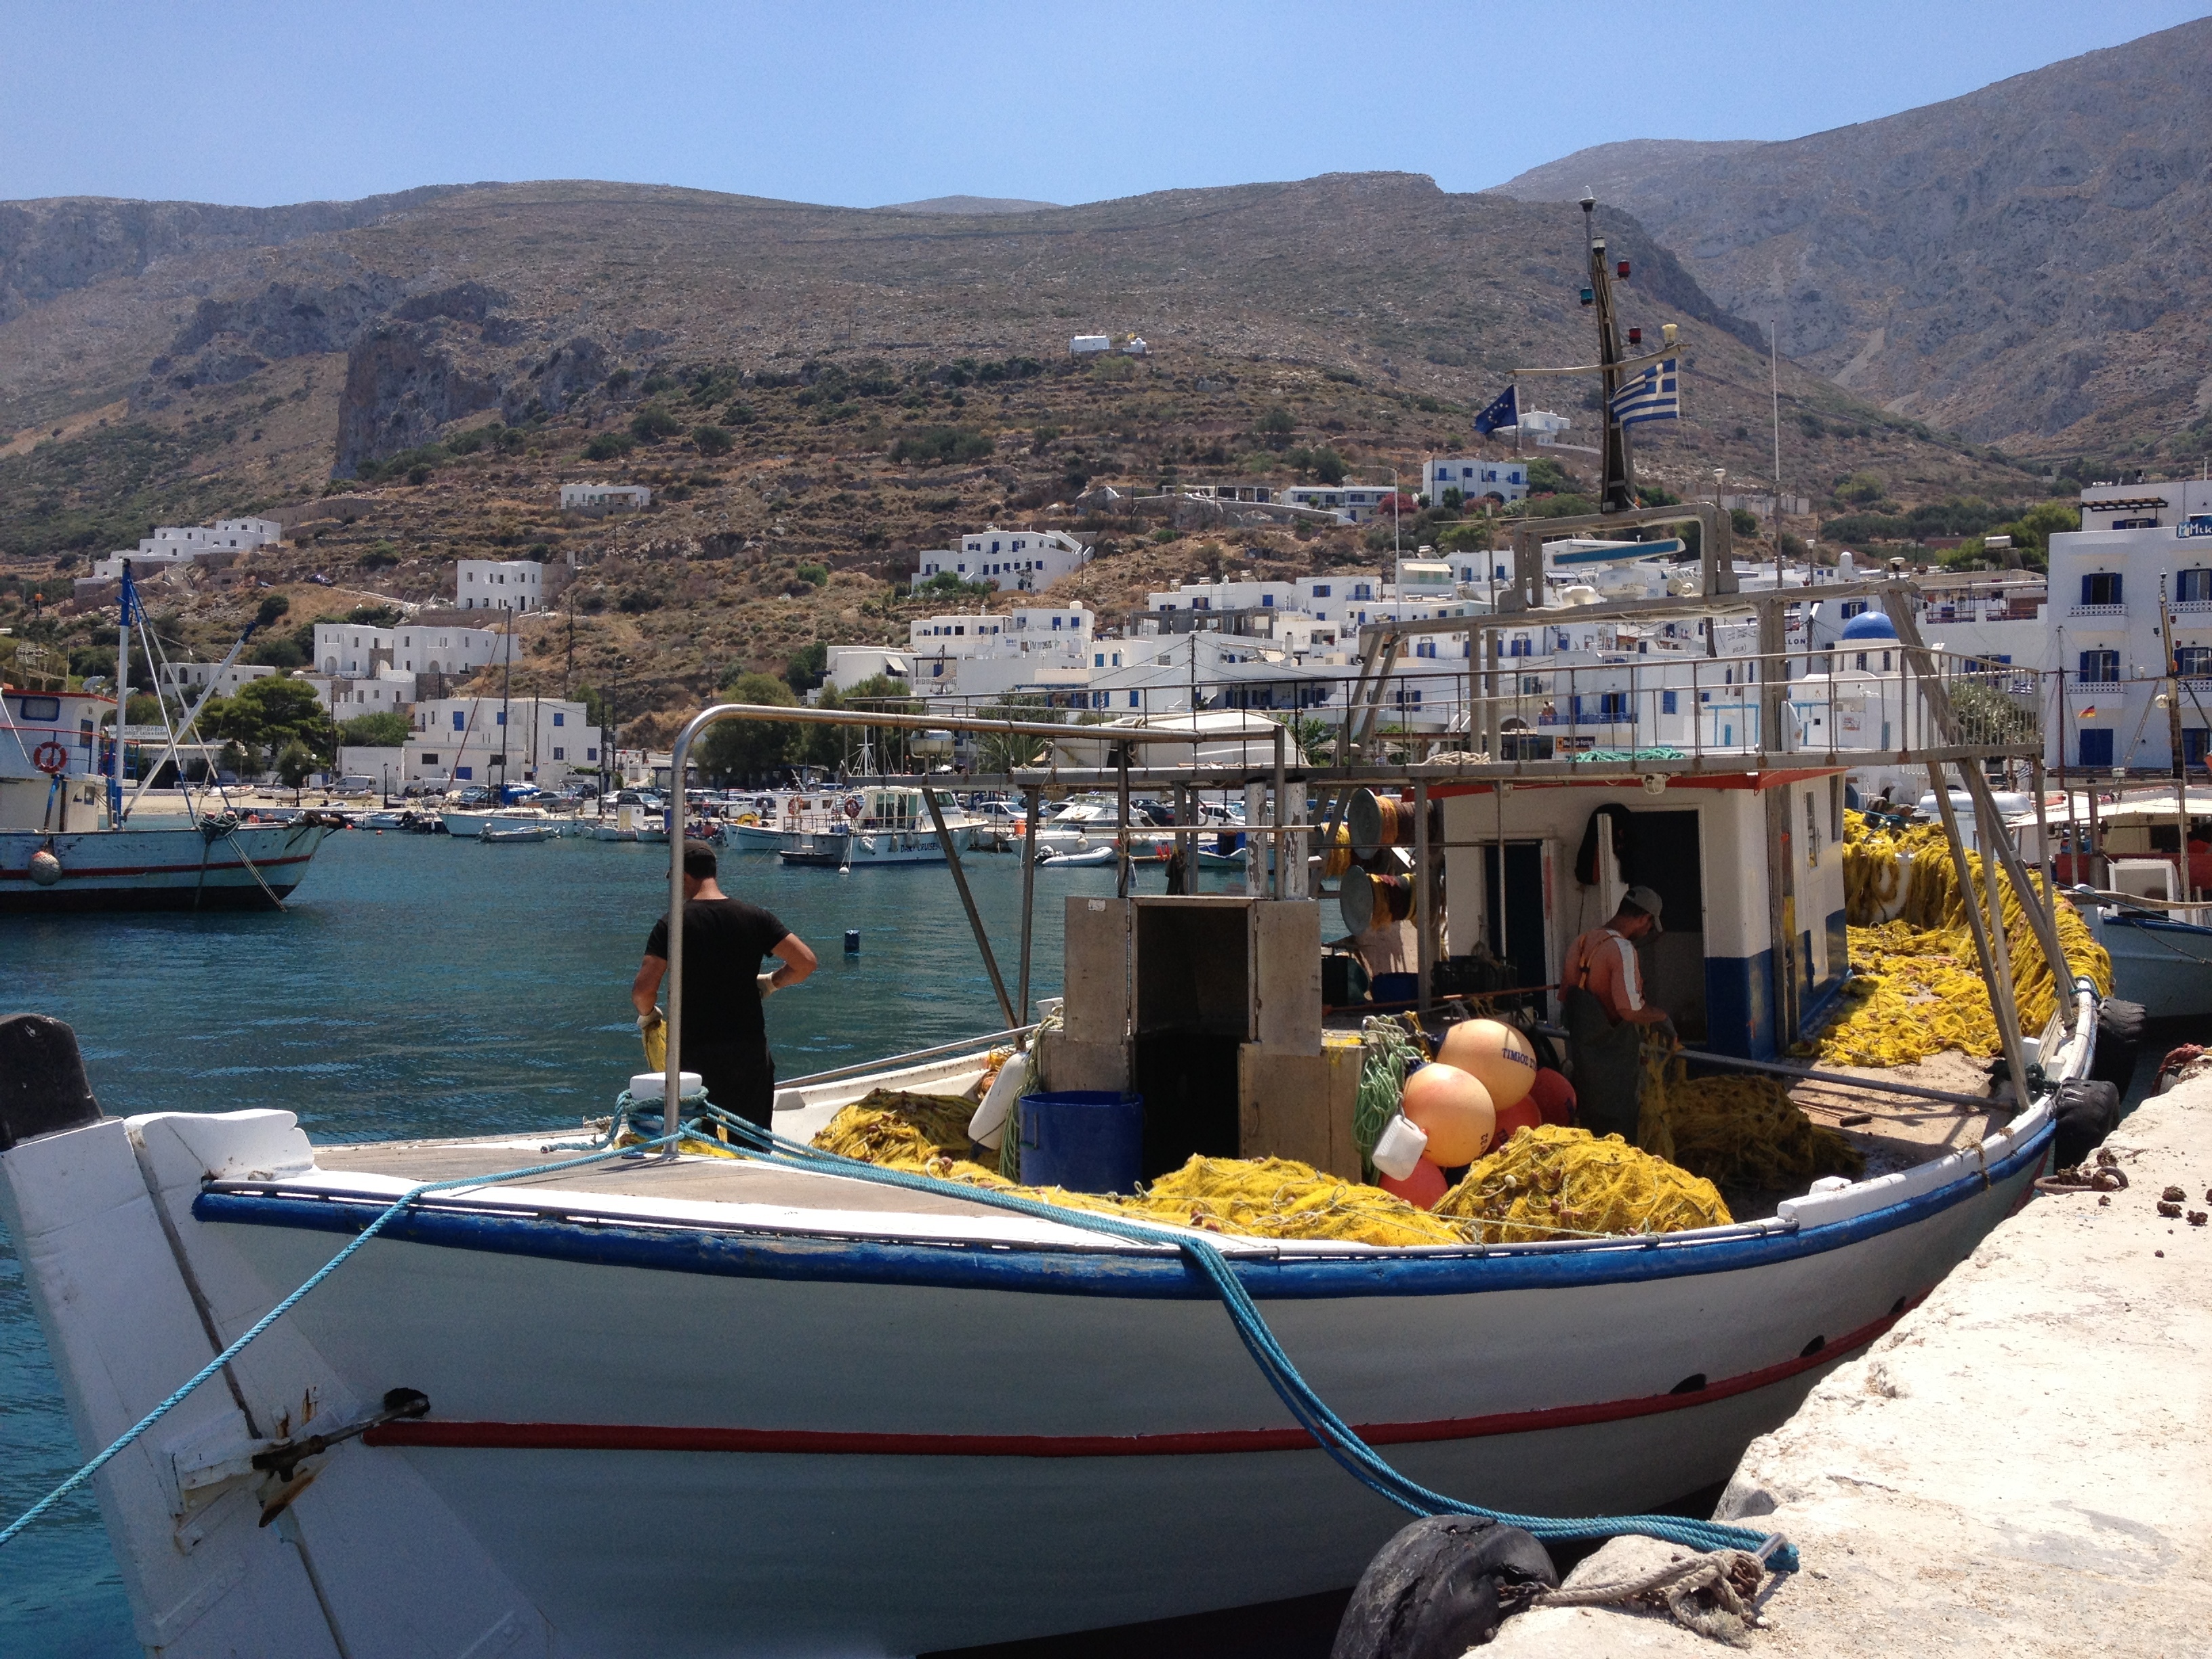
[
  {"x1": 1473, "y1": 382, "x2": 1518, "y2": 436},
  {"x1": 1610, "y1": 357, "x2": 1680, "y2": 425}
]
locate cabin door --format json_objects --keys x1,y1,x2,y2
[{"x1": 1481, "y1": 840, "x2": 1555, "y2": 1017}]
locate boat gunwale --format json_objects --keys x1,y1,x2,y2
[{"x1": 189, "y1": 1111, "x2": 2051, "y2": 1300}]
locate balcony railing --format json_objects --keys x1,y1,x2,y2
[{"x1": 2068, "y1": 603, "x2": 2127, "y2": 619}]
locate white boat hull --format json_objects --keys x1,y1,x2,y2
[
  {"x1": 0, "y1": 1076, "x2": 2057, "y2": 1658},
  {"x1": 0, "y1": 821, "x2": 331, "y2": 912},
  {"x1": 2089, "y1": 908, "x2": 2212, "y2": 1018}
]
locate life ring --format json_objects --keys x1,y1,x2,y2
[
  {"x1": 30, "y1": 741, "x2": 70, "y2": 775},
  {"x1": 844, "y1": 796, "x2": 863, "y2": 819},
  {"x1": 785, "y1": 798, "x2": 802, "y2": 820}
]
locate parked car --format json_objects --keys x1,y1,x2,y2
[{"x1": 327, "y1": 775, "x2": 376, "y2": 799}]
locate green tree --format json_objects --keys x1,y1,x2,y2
[
  {"x1": 785, "y1": 640, "x2": 830, "y2": 695},
  {"x1": 696, "y1": 674, "x2": 800, "y2": 784},
  {"x1": 202, "y1": 676, "x2": 332, "y2": 760},
  {"x1": 629, "y1": 407, "x2": 684, "y2": 443},
  {"x1": 255, "y1": 592, "x2": 291, "y2": 628},
  {"x1": 1730, "y1": 508, "x2": 1760, "y2": 537},
  {"x1": 692, "y1": 424, "x2": 734, "y2": 457},
  {"x1": 274, "y1": 738, "x2": 316, "y2": 799},
  {"x1": 338, "y1": 710, "x2": 411, "y2": 747},
  {"x1": 584, "y1": 432, "x2": 636, "y2": 462},
  {"x1": 1837, "y1": 472, "x2": 1886, "y2": 505}
]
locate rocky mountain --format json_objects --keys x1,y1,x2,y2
[
  {"x1": 0, "y1": 172, "x2": 2041, "y2": 732},
  {"x1": 1495, "y1": 17, "x2": 2212, "y2": 460}
]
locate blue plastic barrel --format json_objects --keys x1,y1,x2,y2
[
  {"x1": 1017, "y1": 1092, "x2": 1145, "y2": 1193},
  {"x1": 1370, "y1": 971, "x2": 1420, "y2": 1006}
]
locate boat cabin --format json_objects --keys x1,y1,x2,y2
[{"x1": 1, "y1": 685, "x2": 116, "y2": 832}]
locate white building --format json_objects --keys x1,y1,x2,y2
[
  {"x1": 2046, "y1": 480, "x2": 2212, "y2": 773},
  {"x1": 157, "y1": 662, "x2": 277, "y2": 701},
  {"x1": 913, "y1": 529, "x2": 1092, "y2": 594},
  {"x1": 315, "y1": 622, "x2": 504, "y2": 680},
  {"x1": 560, "y1": 483, "x2": 652, "y2": 510},
  {"x1": 1422, "y1": 457, "x2": 1529, "y2": 505},
  {"x1": 908, "y1": 607, "x2": 1091, "y2": 651},
  {"x1": 455, "y1": 558, "x2": 546, "y2": 613},
  {"x1": 904, "y1": 606, "x2": 1098, "y2": 695},
  {"x1": 404, "y1": 697, "x2": 601, "y2": 787},
  {"x1": 1279, "y1": 485, "x2": 1399, "y2": 524},
  {"x1": 87, "y1": 517, "x2": 284, "y2": 581},
  {"x1": 1069, "y1": 335, "x2": 1111, "y2": 355}
]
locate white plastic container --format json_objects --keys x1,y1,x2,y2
[
  {"x1": 630, "y1": 1071, "x2": 703, "y2": 1101},
  {"x1": 968, "y1": 1050, "x2": 1029, "y2": 1151},
  {"x1": 1370, "y1": 1113, "x2": 1430, "y2": 1181}
]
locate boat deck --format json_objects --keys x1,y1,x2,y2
[{"x1": 314, "y1": 1140, "x2": 1012, "y2": 1218}]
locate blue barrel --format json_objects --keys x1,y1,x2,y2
[
  {"x1": 1017, "y1": 1092, "x2": 1145, "y2": 1193},
  {"x1": 1370, "y1": 971, "x2": 1419, "y2": 1006}
]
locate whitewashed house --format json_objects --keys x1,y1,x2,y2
[
  {"x1": 456, "y1": 558, "x2": 545, "y2": 613},
  {"x1": 913, "y1": 529, "x2": 1091, "y2": 594},
  {"x1": 2046, "y1": 479, "x2": 2212, "y2": 773},
  {"x1": 561, "y1": 483, "x2": 652, "y2": 510},
  {"x1": 404, "y1": 697, "x2": 601, "y2": 787},
  {"x1": 1422, "y1": 457, "x2": 1529, "y2": 504}
]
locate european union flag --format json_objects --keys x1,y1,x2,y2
[{"x1": 1473, "y1": 383, "x2": 1518, "y2": 436}]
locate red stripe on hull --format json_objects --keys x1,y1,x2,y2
[
  {"x1": 0, "y1": 852, "x2": 316, "y2": 882},
  {"x1": 367, "y1": 1298, "x2": 1916, "y2": 1458}
]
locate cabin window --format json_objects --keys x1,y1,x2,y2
[
  {"x1": 1830, "y1": 776, "x2": 1843, "y2": 842},
  {"x1": 16, "y1": 695, "x2": 62, "y2": 723}
]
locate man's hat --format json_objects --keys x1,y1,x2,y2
[{"x1": 1621, "y1": 885, "x2": 1664, "y2": 932}]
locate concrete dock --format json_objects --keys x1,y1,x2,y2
[{"x1": 1488, "y1": 1068, "x2": 2212, "y2": 1657}]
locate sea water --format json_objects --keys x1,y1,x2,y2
[{"x1": 0, "y1": 827, "x2": 1166, "y2": 1654}]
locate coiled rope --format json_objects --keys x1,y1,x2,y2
[
  {"x1": 0, "y1": 1126, "x2": 687, "y2": 1550},
  {"x1": 680, "y1": 1094, "x2": 1798, "y2": 1572}
]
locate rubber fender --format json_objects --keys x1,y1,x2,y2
[
  {"x1": 0, "y1": 1013, "x2": 102, "y2": 1151},
  {"x1": 2088, "y1": 998, "x2": 2145, "y2": 1097},
  {"x1": 1330, "y1": 1515, "x2": 1557, "y2": 1659},
  {"x1": 2052, "y1": 1078, "x2": 2121, "y2": 1169}
]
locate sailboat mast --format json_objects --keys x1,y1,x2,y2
[
  {"x1": 110, "y1": 562, "x2": 132, "y2": 827},
  {"x1": 1580, "y1": 196, "x2": 1637, "y2": 515},
  {"x1": 499, "y1": 611, "x2": 513, "y2": 797}
]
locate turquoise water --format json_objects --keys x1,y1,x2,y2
[{"x1": 0, "y1": 827, "x2": 1164, "y2": 1654}]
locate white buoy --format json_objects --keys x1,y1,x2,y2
[{"x1": 28, "y1": 850, "x2": 62, "y2": 887}]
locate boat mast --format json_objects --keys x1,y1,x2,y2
[
  {"x1": 498, "y1": 610, "x2": 513, "y2": 798},
  {"x1": 1580, "y1": 193, "x2": 1637, "y2": 516},
  {"x1": 110, "y1": 560, "x2": 132, "y2": 828}
]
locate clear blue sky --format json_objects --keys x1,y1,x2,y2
[{"x1": 3, "y1": 0, "x2": 2206, "y2": 208}]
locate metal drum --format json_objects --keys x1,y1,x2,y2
[
  {"x1": 1347, "y1": 788, "x2": 1405, "y2": 857},
  {"x1": 1338, "y1": 867, "x2": 1412, "y2": 935}
]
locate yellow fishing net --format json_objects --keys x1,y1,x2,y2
[
  {"x1": 1814, "y1": 815, "x2": 2110, "y2": 1066},
  {"x1": 807, "y1": 1092, "x2": 1691, "y2": 1246},
  {"x1": 1637, "y1": 1049, "x2": 1863, "y2": 1190},
  {"x1": 1435, "y1": 1124, "x2": 1732, "y2": 1242}
]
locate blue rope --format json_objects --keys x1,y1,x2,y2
[
  {"x1": 697, "y1": 1103, "x2": 1797, "y2": 1572},
  {"x1": 0, "y1": 1127, "x2": 688, "y2": 1551}
]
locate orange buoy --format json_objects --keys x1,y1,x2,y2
[
  {"x1": 1400, "y1": 1063, "x2": 1495, "y2": 1166},
  {"x1": 1491, "y1": 1097, "x2": 1543, "y2": 1145},
  {"x1": 1436, "y1": 1019, "x2": 1538, "y2": 1110},
  {"x1": 1527, "y1": 1067, "x2": 1576, "y2": 1128},
  {"x1": 1378, "y1": 1157, "x2": 1448, "y2": 1210}
]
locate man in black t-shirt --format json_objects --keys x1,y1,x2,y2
[{"x1": 632, "y1": 840, "x2": 817, "y2": 1128}]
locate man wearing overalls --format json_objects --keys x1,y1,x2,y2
[{"x1": 1560, "y1": 886, "x2": 1676, "y2": 1141}]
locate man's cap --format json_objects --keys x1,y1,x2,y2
[
  {"x1": 681, "y1": 839, "x2": 718, "y2": 878},
  {"x1": 1621, "y1": 885, "x2": 1664, "y2": 931}
]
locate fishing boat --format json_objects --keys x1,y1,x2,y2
[
  {"x1": 478, "y1": 823, "x2": 559, "y2": 845},
  {"x1": 2017, "y1": 792, "x2": 2211, "y2": 1018},
  {"x1": 777, "y1": 787, "x2": 972, "y2": 867},
  {"x1": 1, "y1": 581, "x2": 333, "y2": 912},
  {"x1": 0, "y1": 210, "x2": 2109, "y2": 1655}
]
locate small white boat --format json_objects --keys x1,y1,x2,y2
[
  {"x1": 358, "y1": 808, "x2": 414, "y2": 830},
  {"x1": 478, "y1": 823, "x2": 558, "y2": 844},
  {"x1": 1036, "y1": 842, "x2": 1115, "y2": 867}
]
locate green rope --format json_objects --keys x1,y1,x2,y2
[{"x1": 1355, "y1": 1015, "x2": 1425, "y2": 1180}]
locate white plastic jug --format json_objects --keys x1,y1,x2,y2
[
  {"x1": 968, "y1": 1050, "x2": 1029, "y2": 1151},
  {"x1": 1370, "y1": 1112, "x2": 1430, "y2": 1181}
]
